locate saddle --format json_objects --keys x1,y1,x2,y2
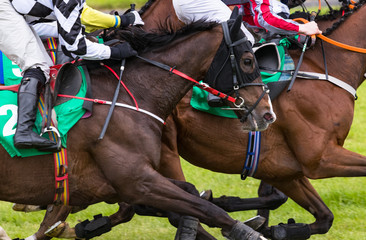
[
  {"x1": 53, "y1": 63, "x2": 84, "y2": 106},
  {"x1": 253, "y1": 42, "x2": 292, "y2": 101},
  {"x1": 50, "y1": 61, "x2": 93, "y2": 121},
  {"x1": 253, "y1": 42, "x2": 281, "y2": 74}
]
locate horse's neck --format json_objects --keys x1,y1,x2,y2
[
  {"x1": 142, "y1": 0, "x2": 184, "y2": 31},
  {"x1": 100, "y1": 29, "x2": 221, "y2": 121},
  {"x1": 305, "y1": 4, "x2": 366, "y2": 89}
]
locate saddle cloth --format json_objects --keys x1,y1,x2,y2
[{"x1": 0, "y1": 65, "x2": 88, "y2": 157}]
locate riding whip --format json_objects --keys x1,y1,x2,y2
[
  {"x1": 287, "y1": 11, "x2": 317, "y2": 92},
  {"x1": 98, "y1": 58, "x2": 126, "y2": 140}
]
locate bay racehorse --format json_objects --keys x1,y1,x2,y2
[
  {"x1": 86, "y1": 1, "x2": 366, "y2": 238},
  {"x1": 37, "y1": 1, "x2": 366, "y2": 239},
  {"x1": 157, "y1": 1, "x2": 366, "y2": 239},
  {"x1": 0, "y1": 13, "x2": 276, "y2": 240}
]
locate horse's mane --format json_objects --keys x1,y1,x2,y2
[
  {"x1": 139, "y1": 0, "x2": 156, "y2": 15},
  {"x1": 315, "y1": 0, "x2": 366, "y2": 35},
  {"x1": 108, "y1": 20, "x2": 218, "y2": 53}
]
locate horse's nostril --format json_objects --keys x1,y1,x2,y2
[{"x1": 263, "y1": 112, "x2": 274, "y2": 122}]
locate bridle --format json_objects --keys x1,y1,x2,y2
[
  {"x1": 107, "y1": 19, "x2": 270, "y2": 123},
  {"x1": 210, "y1": 21, "x2": 269, "y2": 122}
]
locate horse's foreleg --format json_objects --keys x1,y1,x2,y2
[
  {"x1": 209, "y1": 181, "x2": 287, "y2": 212},
  {"x1": 159, "y1": 115, "x2": 186, "y2": 181},
  {"x1": 44, "y1": 202, "x2": 135, "y2": 239},
  {"x1": 102, "y1": 163, "x2": 264, "y2": 239},
  {"x1": 303, "y1": 145, "x2": 366, "y2": 179},
  {"x1": 30, "y1": 204, "x2": 73, "y2": 240},
  {"x1": 267, "y1": 177, "x2": 333, "y2": 239},
  {"x1": 256, "y1": 181, "x2": 287, "y2": 230}
]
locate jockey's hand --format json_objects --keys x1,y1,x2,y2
[
  {"x1": 110, "y1": 42, "x2": 137, "y2": 60},
  {"x1": 119, "y1": 11, "x2": 145, "y2": 28},
  {"x1": 298, "y1": 21, "x2": 322, "y2": 35}
]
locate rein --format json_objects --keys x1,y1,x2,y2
[
  {"x1": 294, "y1": 17, "x2": 366, "y2": 54},
  {"x1": 317, "y1": 34, "x2": 366, "y2": 54},
  {"x1": 135, "y1": 52, "x2": 268, "y2": 123},
  {"x1": 135, "y1": 55, "x2": 238, "y2": 103}
]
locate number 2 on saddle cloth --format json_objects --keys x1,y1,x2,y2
[{"x1": 0, "y1": 37, "x2": 88, "y2": 205}]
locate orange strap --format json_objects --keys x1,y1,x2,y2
[
  {"x1": 293, "y1": 17, "x2": 366, "y2": 54},
  {"x1": 316, "y1": 34, "x2": 366, "y2": 53}
]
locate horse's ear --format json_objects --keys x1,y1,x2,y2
[
  {"x1": 230, "y1": 6, "x2": 239, "y2": 19},
  {"x1": 230, "y1": 14, "x2": 243, "y2": 38}
]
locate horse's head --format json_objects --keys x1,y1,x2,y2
[
  {"x1": 138, "y1": 1, "x2": 275, "y2": 131},
  {"x1": 106, "y1": 8, "x2": 275, "y2": 131},
  {"x1": 203, "y1": 11, "x2": 276, "y2": 131}
]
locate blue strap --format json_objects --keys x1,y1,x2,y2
[{"x1": 241, "y1": 131, "x2": 261, "y2": 180}]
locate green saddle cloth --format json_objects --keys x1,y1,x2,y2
[
  {"x1": 0, "y1": 66, "x2": 87, "y2": 157},
  {"x1": 191, "y1": 42, "x2": 293, "y2": 118}
]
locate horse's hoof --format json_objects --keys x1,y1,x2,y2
[
  {"x1": 45, "y1": 221, "x2": 77, "y2": 239},
  {"x1": 244, "y1": 215, "x2": 266, "y2": 231},
  {"x1": 199, "y1": 190, "x2": 213, "y2": 201},
  {"x1": 222, "y1": 221, "x2": 265, "y2": 240},
  {"x1": 45, "y1": 221, "x2": 66, "y2": 237}
]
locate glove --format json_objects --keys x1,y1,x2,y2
[
  {"x1": 110, "y1": 42, "x2": 137, "y2": 60},
  {"x1": 119, "y1": 11, "x2": 145, "y2": 28}
]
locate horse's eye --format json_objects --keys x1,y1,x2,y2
[{"x1": 243, "y1": 59, "x2": 252, "y2": 66}]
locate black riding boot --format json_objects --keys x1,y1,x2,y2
[{"x1": 13, "y1": 76, "x2": 57, "y2": 150}]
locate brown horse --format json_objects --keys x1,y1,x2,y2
[
  {"x1": 0, "y1": 14, "x2": 275, "y2": 240},
  {"x1": 38, "y1": 1, "x2": 366, "y2": 239},
  {"x1": 158, "y1": 2, "x2": 366, "y2": 239}
]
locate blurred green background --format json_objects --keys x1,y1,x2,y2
[{"x1": 86, "y1": 0, "x2": 146, "y2": 10}]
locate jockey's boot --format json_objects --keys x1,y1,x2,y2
[{"x1": 13, "y1": 69, "x2": 57, "y2": 151}]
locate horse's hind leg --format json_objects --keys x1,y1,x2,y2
[
  {"x1": 265, "y1": 176, "x2": 333, "y2": 239},
  {"x1": 302, "y1": 145, "x2": 366, "y2": 178},
  {"x1": 208, "y1": 181, "x2": 287, "y2": 212}
]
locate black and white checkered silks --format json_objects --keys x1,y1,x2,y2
[{"x1": 11, "y1": 0, "x2": 110, "y2": 60}]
